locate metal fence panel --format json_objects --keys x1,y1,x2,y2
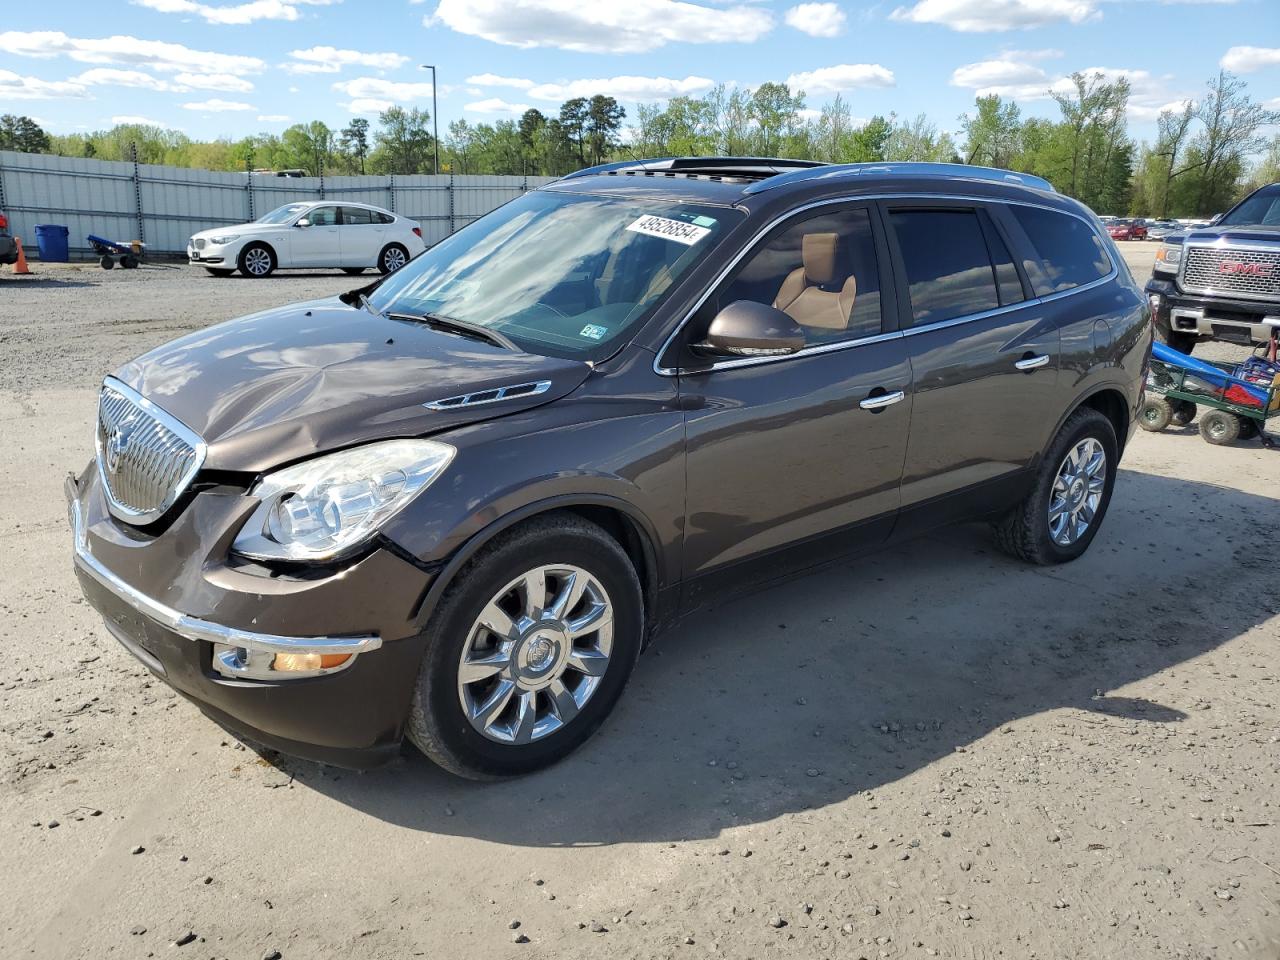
[{"x1": 0, "y1": 150, "x2": 556, "y2": 258}]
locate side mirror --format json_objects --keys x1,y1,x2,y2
[
  {"x1": 693, "y1": 300, "x2": 806, "y2": 359},
  {"x1": 295, "y1": 218, "x2": 311, "y2": 228}
]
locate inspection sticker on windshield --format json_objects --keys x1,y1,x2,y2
[
  {"x1": 579, "y1": 324, "x2": 608, "y2": 340},
  {"x1": 626, "y1": 215, "x2": 711, "y2": 246}
]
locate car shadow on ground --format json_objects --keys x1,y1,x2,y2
[{"x1": 272, "y1": 468, "x2": 1277, "y2": 846}]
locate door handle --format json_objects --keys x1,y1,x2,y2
[
  {"x1": 859, "y1": 390, "x2": 905, "y2": 411},
  {"x1": 1014, "y1": 354, "x2": 1051, "y2": 371}
]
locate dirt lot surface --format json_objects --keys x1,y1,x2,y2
[{"x1": 2, "y1": 248, "x2": 1278, "y2": 960}]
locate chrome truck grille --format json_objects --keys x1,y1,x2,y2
[
  {"x1": 1181, "y1": 245, "x2": 1280, "y2": 301},
  {"x1": 95, "y1": 378, "x2": 206, "y2": 525}
]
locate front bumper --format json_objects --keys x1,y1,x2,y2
[
  {"x1": 66, "y1": 470, "x2": 434, "y2": 768},
  {"x1": 1145, "y1": 277, "x2": 1280, "y2": 346}
]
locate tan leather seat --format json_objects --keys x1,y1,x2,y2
[{"x1": 772, "y1": 232, "x2": 856, "y2": 332}]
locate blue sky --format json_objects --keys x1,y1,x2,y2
[{"x1": 2, "y1": 0, "x2": 1277, "y2": 146}]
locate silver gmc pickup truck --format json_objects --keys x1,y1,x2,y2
[{"x1": 1145, "y1": 182, "x2": 1280, "y2": 353}]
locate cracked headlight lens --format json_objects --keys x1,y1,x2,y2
[{"x1": 232, "y1": 439, "x2": 455, "y2": 562}]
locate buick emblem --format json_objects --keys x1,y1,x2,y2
[{"x1": 104, "y1": 415, "x2": 138, "y2": 473}]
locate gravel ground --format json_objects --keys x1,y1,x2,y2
[{"x1": 1, "y1": 247, "x2": 1278, "y2": 959}]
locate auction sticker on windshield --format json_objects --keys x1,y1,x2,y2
[{"x1": 626, "y1": 215, "x2": 711, "y2": 246}]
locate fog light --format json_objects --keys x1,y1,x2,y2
[{"x1": 273, "y1": 652, "x2": 352, "y2": 672}]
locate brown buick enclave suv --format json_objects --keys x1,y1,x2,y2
[{"x1": 68, "y1": 159, "x2": 1151, "y2": 778}]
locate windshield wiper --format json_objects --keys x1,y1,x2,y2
[
  {"x1": 387, "y1": 311, "x2": 518, "y2": 351},
  {"x1": 357, "y1": 292, "x2": 378, "y2": 315}
]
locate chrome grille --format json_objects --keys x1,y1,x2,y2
[
  {"x1": 1181, "y1": 245, "x2": 1280, "y2": 300},
  {"x1": 96, "y1": 379, "x2": 205, "y2": 525}
]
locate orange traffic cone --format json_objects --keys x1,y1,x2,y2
[{"x1": 12, "y1": 237, "x2": 32, "y2": 275}]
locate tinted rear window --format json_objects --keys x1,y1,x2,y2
[
  {"x1": 889, "y1": 209, "x2": 1000, "y2": 326},
  {"x1": 1009, "y1": 205, "x2": 1111, "y2": 296}
]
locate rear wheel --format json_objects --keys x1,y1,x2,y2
[
  {"x1": 1236, "y1": 416, "x2": 1259, "y2": 440},
  {"x1": 238, "y1": 243, "x2": 275, "y2": 278},
  {"x1": 1139, "y1": 397, "x2": 1172, "y2": 432},
  {"x1": 994, "y1": 407, "x2": 1117, "y2": 565},
  {"x1": 378, "y1": 243, "x2": 409, "y2": 274},
  {"x1": 406, "y1": 513, "x2": 643, "y2": 779},
  {"x1": 1170, "y1": 400, "x2": 1196, "y2": 427},
  {"x1": 120, "y1": 254, "x2": 139, "y2": 269},
  {"x1": 1198, "y1": 409, "x2": 1240, "y2": 445},
  {"x1": 99, "y1": 255, "x2": 114, "y2": 270}
]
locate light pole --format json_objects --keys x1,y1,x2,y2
[{"x1": 419, "y1": 63, "x2": 440, "y2": 175}]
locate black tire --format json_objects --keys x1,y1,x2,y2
[
  {"x1": 341, "y1": 267, "x2": 366, "y2": 276},
  {"x1": 99, "y1": 255, "x2": 114, "y2": 270},
  {"x1": 406, "y1": 512, "x2": 644, "y2": 779},
  {"x1": 378, "y1": 243, "x2": 410, "y2": 275},
  {"x1": 1154, "y1": 323, "x2": 1196, "y2": 355},
  {"x1": 1236, "y1": 416, "x2": 1259, "y2": 440},
  {"x1": 121, "y1": 254, "x2": 139, "y2": 269},
  {"x1": 993, "y1": 407, "x2": 1118, "y2": 566},
  {"x1": 1170, "y1": 400, "x2": 1196, "y2": 427},
  {"x1": 1139, "y1": 396, "x2": 1172, "y2": 432},
  {"x1": 238, "y1": 242, "x2": 276, "y2": 278},
  {"x1": 1198, "y1": 409, "x2": 1240, "y2": 445},
  {"x1": 205, "y1": 267, "x2": 235, "y2": 277}
]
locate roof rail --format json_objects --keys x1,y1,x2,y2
[
  {"x1": 743, "y1": 161, "x2": 1055, "y2": 195},
  {"x1": 559, "y1": 156, "x2": 828, "y2": 182}
]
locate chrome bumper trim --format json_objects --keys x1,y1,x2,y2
[{"x1": 66, "y1": 475, "x2": 382, "y2": 657}]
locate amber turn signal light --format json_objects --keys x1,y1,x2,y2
[{"x1": 272, "y1": 652, "x2": 352, "y2": 672}]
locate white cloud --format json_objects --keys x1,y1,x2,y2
[
  {"x1": 784, "y1": 63, "x2": 896, "y2": 95},
  {"x1": 429, "y1": 0, "x2": 774, "y2": 54},
  {"x1": 784, "y1": 3, "x2": 846, "y2": 37},
  {"x1": 0, "y1": 68, "x2": 88, "y2": 100},
  {"x1": 131, "y1": 0, "x2": 341, "y2": 26},
  {"x1": 283, "y1": 45, "x2": 410, "y2": 74},
  {"x1": 111, "y1": 114, "x2": 179, "y2": 127},
  {"x1": 173, "y1": 72, "x2": 254, "y2": 92},
  {"x1": 465, "y1": 97, "x2": 531, "y2": 114},
  {"x1": 181, "y1": 97, "x2": 254, "y2": 111},
  {"x1": 1220, "y1": 46, "x2": 1280, "y2": 73},
  {"x1": 890, "y1": 0, "x2": 1098, "y2": 32},
  {"x1": 527, "y1": 74, "x2": 715, "y2": 102},
  {"x1": 0, "y1": 30, "x2": 265, "y2": 75},
  {"x1": 950, "y1": 57, "x2": 1049, "y2": 96},
  {"x1": 257, "y1": 113, "x2": 290, "y2": 121},
  {"x1": 70, "y1": 67, "x2": 254, "y2": 93},
  {"x1": 332, "y1": 76, "x2": 435, "y2": 111},
  {"x1": 467, "y1": 72, "x2": 535, "y2": 90}
]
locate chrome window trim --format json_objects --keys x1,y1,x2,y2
[
  {"x1": 95, "y1": 376, "x2": 208, "y2": 525},
  {"x1": 653, "y1": 192, "x2": 1115, "y2": 376},
  {"x1": 68, "y1": 477, "x2": 382, "y2": 659},
  {"x1": 423, "y1": 379, "x2": 552, "y2": 410}
]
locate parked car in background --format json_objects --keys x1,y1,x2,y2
[
  {"x1": 70, "y1": 159, "x2": 1149, "y2": 778},
  {"x1": 0, "y1": 212, "x2": 17, "y2": 266},
  {"x1": 1146, "y1": 181, "x2": 1280, "y2": 352},
  {"x1": 188, "y1": 200, "x2": 426, "y2": 278},
  {"x1": 1107, "y1": 218, "x2": 1148, "y2": 241},
  {"x1": 1146, "y1": 219, "x2": 1180, "y2": 240}
]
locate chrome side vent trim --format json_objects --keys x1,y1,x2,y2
[{"x1": 424, "y1": 380, "x2": 552, "y2": 411}]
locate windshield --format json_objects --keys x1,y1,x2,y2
[
  {"x1": 367, "y1": 190, "x2": 735, "y2": 360},
  {"x1": 257, "y1": 203, "x2": 309, "y2": 225},
  {"x1": 1218, "y1": 185, "x2": 1280, "y2": 227}
]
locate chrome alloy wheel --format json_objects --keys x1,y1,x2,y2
[
  {"x1": 244, "y1": 247, "x2": 272, "y2": 276},
  {"x1": 1048, "y1": 437, "x2": 1106, "y2": 546},
  {"x1": 457, "y1": 565, "x2": 613, "y2": 744},
  {"x1": 382, "y1": 247, "x2": 408, "y2": 271}
]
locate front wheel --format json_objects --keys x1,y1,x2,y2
[
  {"x1": 238, "y1": 243, "x2": 275, "y2": 278},
  {"x1": 994, "y1": 407, "x2": 1118, "y2": 565},
  {"x1": 1139, "y1": 397, "x2": 1172, "y2": 432},
  {"x1": 378, "y1": 243, "x2": 409, "y2": 274},
  {"x1": 406, "y1": 513, "x2": 644, "y2": 779},
  {"x1": 1199, "y1": 409, "x2": 1241, "y2": 445}
]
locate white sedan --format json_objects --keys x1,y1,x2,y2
[{"x1": 188, "y1": 201, "x2": 427, "y2": 278}]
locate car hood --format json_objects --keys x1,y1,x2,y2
[
  {"x1": 112, "y1": 297, "x2": 592, "y2": 473},
  {"x1": 1164, "y1": 224, "x2": 1280, "y2": 245},
  {"x1": 191, "y1": 222, "x2": 283, "y2": 240}
]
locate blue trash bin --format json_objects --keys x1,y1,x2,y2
[{"x1": 34, "y1": 224, "x2": 70, "y2": 262}]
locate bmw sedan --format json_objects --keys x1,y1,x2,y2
[{"x1": 188, "y1": 201, "x2": 427, "y2": 278}]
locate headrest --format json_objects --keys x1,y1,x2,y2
[{"x1": 803, "y1": 233, "x2": 838, "y2": 285}]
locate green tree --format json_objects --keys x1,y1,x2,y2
[
  {"x1": 0, "y1": 114, "x2": 51, "y2": 153},
  {"x1": 338, "y1": 118, "x2": 371, "y2": 174},
  {"x1": 369, "y1": 107, "x2": 435, "y2": 175},
  {"x1": 960, "y1": 95, "x2": 1022, "y2": 168},
  {"x1": 846, "y1": 116, "x2": 893, "y2": 163},
  {"x1": 558, "y1": 98, "x2": 590, "y2": 166},
  {"x1": 585, "y1": 95, "x2": 625, "y2": 165}
]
